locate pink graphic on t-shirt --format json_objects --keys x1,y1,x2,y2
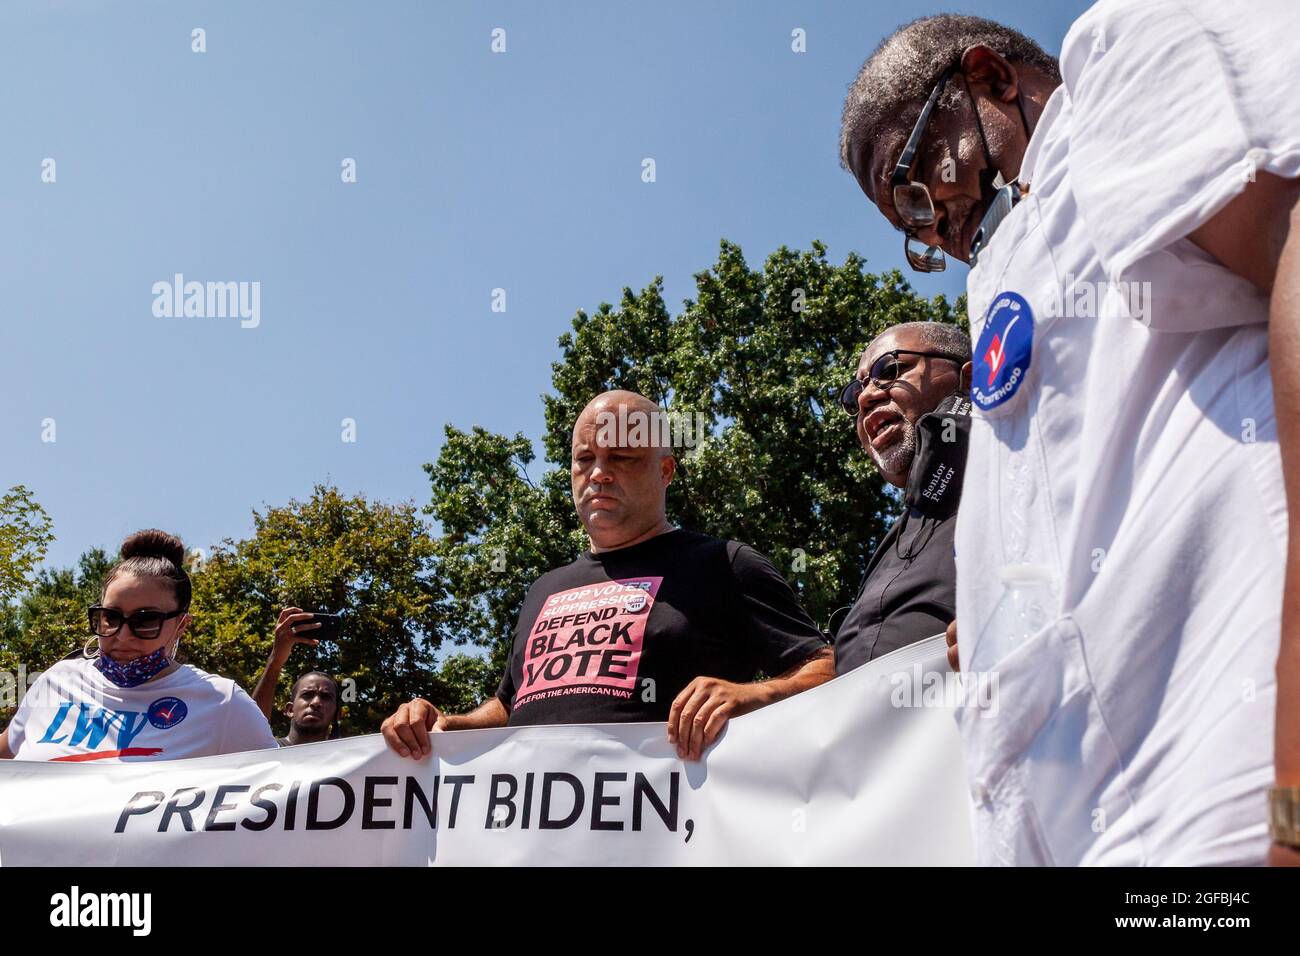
[{"x1": 514, "y1": 577, "x2": 662, "y2": 710}]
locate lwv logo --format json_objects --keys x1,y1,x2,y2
[{"x1": 49, "y1": 886, "x2": 151, "y2": 936}]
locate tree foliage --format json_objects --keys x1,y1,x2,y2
[
  {"x1": 0, "y1": 548, "x2": 111, "y2": 724},
  {"x1": 0, "y1": 486, "x2": 54, "y2": 605},
  {"x1": 184, "y1": 485, "x2": 448, "y2": 736}
]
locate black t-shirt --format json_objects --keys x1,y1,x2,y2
[
  {"x1": 495, "y1": 529, "x2": 827, "y2": 725},
  {"x1": 833, "y1": 508, "x2": 956, "y2": 675}
]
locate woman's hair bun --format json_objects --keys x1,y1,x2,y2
[{"x1": 119, "y1": 528, "x2": 186, "y2": 568}]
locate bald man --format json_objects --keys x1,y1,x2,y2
[{"x1": 383, "y1": 390, "x2": 833, "y2": 761}]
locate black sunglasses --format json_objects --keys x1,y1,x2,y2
[
  {"x1": 838, "y1": 349, "x2": 966, "y2": 416},
  {"x1": 87, "y1": 604, "x2": 184, "y2": 640}
]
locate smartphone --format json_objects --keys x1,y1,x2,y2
[{"x1": 295, "y1": 612, "x2": 341, "y2": 643}]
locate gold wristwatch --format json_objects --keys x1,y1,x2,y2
[{"x1": 1268, "y1": 786, "x2": 1300, "y2": 847}]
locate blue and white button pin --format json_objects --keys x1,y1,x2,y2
[
  {"x1": 147, "y1": 696, "x2": 188, "y2": 730},
  {"x1": 971, "y1": 292, "x2": 1033, "y2": 410}
]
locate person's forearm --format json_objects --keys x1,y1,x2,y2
[
  {"x1": 0, "y1": 727, "x2": 13, "y2": 759},
  {"x1": 1272, "y1": 200, "x2": 1300, "y2": 786},
  {"x1": 250, "y1": 652, "x2": 290, "y2": 722},
  {"x1": 746, "y1": 648, "x2": 835, "y2": 709},
  {"x1": 440, "y1": 696, "x2": 510, "y2": 731}
]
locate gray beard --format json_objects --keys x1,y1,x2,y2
[{"x1": 868, "y1": 417, "x2": 917, "y2": 482}]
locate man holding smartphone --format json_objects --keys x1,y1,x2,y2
[{"x1": 251, "y1": 608, "x2": 342, "y2": 745}]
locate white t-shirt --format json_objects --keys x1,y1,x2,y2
[
  {"x1": 5, "y1": 658, "x2": 277, "y2": 762},
  {"x1": 955, "y1": 0, "x2": 1299, "y2": 865}
]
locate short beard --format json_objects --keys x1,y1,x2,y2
[
  {"x1": 291, "y1": 719, "x2": 329, "y2": 738},
  {"x1": 868, "y1": 417, "x2": 917, "y2": 484}
]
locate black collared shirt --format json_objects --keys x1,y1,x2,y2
[{"x1": 832, "y1": 507, "x2": 956, "y2": 674}]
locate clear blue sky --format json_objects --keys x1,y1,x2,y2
[{"x1": 0, "y1": 0, "x2": 1090, "y2": 570}]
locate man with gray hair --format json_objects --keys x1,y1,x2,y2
[
  {"x1": 839, "y1": 3, "x2": 1300, "y2": 867},
  {"x1": 832, "y1": 321, "x2": 970, "y2": 673},
  {"x1": 840, "y1": 14, "x2": 1059, "y2": 271}
]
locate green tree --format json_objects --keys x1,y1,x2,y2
[
  {"x1": 423, "y1": 428, "x2": 579, "y2": 706},
  {"x1": 184, "y1": 484, "x2": 449, "y2": 735},
  {"x1": 426, "y1": 240, "x2": 961, "y2": 687},
  {"x1": 0, "y1": 486, "x2": 54, "y2": 604},
  {"x1": 0, "y1": 547, "x2": 112, "y2": 724}
]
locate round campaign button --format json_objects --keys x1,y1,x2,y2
[
  {"x1": 147, "y1": 696, "x2": 188, "y2": 730},
  {"x1": 971, "y1": 291, "x2": 1034, "y2": 411}
]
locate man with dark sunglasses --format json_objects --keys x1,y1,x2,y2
[
  {"x1": 839, "y1": 5, "x2": 1300, "y2": 867},
  {"x1": 832, "y1": 321, "x2": 971, "y2": 675}
]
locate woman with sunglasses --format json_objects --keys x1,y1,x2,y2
[{"x1": 0, "y1": 529, "x2": 276, "y2": 762}]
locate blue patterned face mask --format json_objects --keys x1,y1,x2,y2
[{"x1": 93, "y1": 643, "x2": 173, "y2": 688}]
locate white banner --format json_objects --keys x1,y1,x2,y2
[{"x1": 0, "y1": 636, "x2": 974, "y2": 865}]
